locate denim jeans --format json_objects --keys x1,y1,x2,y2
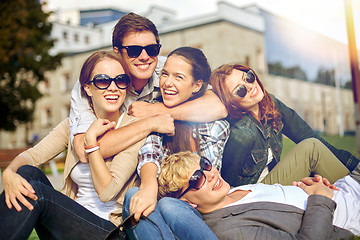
[
  {"x1": 0, "y1": 165, "x2": 116, "y2": 240},
  {"x1": 122, "y1": 187, "x2": 218, "y2": 240}
]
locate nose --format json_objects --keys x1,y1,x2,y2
[
  {"x1": 204, "y1": 170, "x2": 215, "y2": 182},
  {"x1": 107, "y1": 80, "x2": 118, "y2": 91},
  {"x1": 244, "y1": 80, "x2": 254, "y2": 91},
  {"x1": 163, "y1": 76, "x2": 174, "y2": 87},
  {"x1": 138, "y1": 48, "x2": 150, "y2": 60}
]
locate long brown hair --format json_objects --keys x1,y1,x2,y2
[
  {"x1": 210, "y1": 64, "x2": 281, "y2": 127},
  {"x1": 163, "y1": 47, "x2": 211, "y2": 154}
]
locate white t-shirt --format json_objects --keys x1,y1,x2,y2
[{"x1": 70, "y1": 114, "x2": 124, "y2": 220}]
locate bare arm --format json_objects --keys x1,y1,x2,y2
[
  {"x1": 130, "y1": 163, "x2": 159, "y2": 221},
  {"x1": 73, "y1": 114, "x2": 175, "y2": 161},
  {"x1": 128, "y1": 89, "x2": 228, "y2": 122}
]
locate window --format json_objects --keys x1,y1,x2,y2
[
  {"x1": 74, "y1": 33, "x2": 79, "y2": 42},
  {"x1": 64, "y1": 72, "x2": 72, "y2": 92},
  {"x1": 85, "y1": 35, "x2": 90, "y2": 44},
  {"x1": 63, "y1": 31, "x2": 68, "y2": 40}
]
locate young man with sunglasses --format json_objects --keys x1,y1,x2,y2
[
  {"x1": 158, "y1": 151, "x2": 360, "y2": 239},
  {"x1": 70, "y1": 12, "x2": 227, "y2": 163}
]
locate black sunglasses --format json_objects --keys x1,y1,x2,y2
[
  {"x1": 90, "y1": 74, "x2": 130, "y2": 90},
  {"x1": 120, "y1": 44, "x2": 161, "y2": 58},
  {"x1": 178, "y1": 156, "x2": 212, "y2": 199},
  {"x1": 235, "y1": 70, "x2": 256, "y2": 98}
]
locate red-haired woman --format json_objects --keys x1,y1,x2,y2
[{"x1": 210, "y1": 63, "x2": 360, "y2": 187}]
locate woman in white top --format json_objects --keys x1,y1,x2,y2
[{"x1": 0, "y1": 51, "x2": 148, "y2": 239}]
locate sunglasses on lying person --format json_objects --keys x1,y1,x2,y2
[
  {"x1": 90, "y1": 74, "x2": 130, "y2": 90},
  {"x1": 178, "y1": 156, "x2": 212, "y2": 199},
  {"x1": 235, "y1": 70, "x2": 256, "y2": 98},
  {"x1": 120, "y1": 44, "x2": 161, "y2": 58}
]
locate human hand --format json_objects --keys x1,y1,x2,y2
[
  {"x1": 84, "y1": 119, "x2": 116, "y2": 146},
  {"x1": 293, "y1": 175, "x2": 334, "y2": 198},
  {"x1": 149, "y1": 114, "x2": 175, "y2": 136},
  {"x1": 128, "y1": 101, "x2": 165, "y2": 119},
  {"x1": 311, "y1": 175, "x2": 339, "y2": 190},
  {"x1": 129, "y1": 187, "x2": 158, "y2": 222},
  {"x1": 1, "y1": 169, "x2": 38, "y2": 211}
]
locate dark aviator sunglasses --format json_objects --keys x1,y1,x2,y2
[
  {"x1": 178, "y1": 156, "x2": 212, "y2": 199},
  {"x1": 120, "y1": 44, "x2": 161, "y2": 58},
  {"x1": 235, "y1": 70, "x2": 256, "y2": 98},
  {"x1": 90, "y1": 74, "x2": 130, "y2": 90}
]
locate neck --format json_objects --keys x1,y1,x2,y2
[
  {"x1": 198, "y1": 190, "x2": 251, "y2": 214},
  {"x1": 94, "y1": 108, "x2": 121, "y2": 124},
  {"x1": 132, "y1": 78, "x2": 148, "y2": 94}
]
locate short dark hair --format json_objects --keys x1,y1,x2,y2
[{"x1": 112, "y1": 12, "x2": 160, "y2": 48}]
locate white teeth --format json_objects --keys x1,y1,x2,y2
[
  {"x1": 164, "y1": 90, "x2": 177, "y2": 95},
  {"x1": 213, "y1": 179, "x2": 220, "y2": 190},
  {"x1": 105, "y1": 95, "x2": 119, "y2": 100},
  {"x1": 138, "y1": 64, "x2": 149, "y2": 70}
]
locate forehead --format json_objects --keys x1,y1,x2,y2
[
  {"x1": 164, "y1": 55, "x2": 192, "y2": 71},
  {"x1": 122, "y1": 31, "x2": 157, "y2": 46},
  {"x1": 91, "y1": 59, "x2": 125, "y2": 77}
]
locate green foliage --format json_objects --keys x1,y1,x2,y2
[{"x1": 0, "y1": 0, "x2": 63, "y2": 131}]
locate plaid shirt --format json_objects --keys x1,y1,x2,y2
[{"x1": 137, "y1": 119, "x2": 230, "y2": 176}]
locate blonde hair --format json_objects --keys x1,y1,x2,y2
[{"x1": 158, "y1": 151, "x2": 199, "y2": 199}]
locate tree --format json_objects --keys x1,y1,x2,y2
[{"x1": 0, "y1": 0, "x2": 62, "y2": 131}]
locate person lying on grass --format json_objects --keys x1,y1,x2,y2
[{"x1": 158, "y1": 151, "x2": 360, "y2": 240}]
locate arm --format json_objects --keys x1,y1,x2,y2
[
  {"x1": 69, "y1": 80, "x2": 97, "y2": 163},
  {"x1": 75, "y1": 114, "x2": 175, "y2": 162},
  {"x1": 130, "y1": 134, "x2": 164, "y2": 221},
  {"x1": 128, "y1": 89, "x2": 228, "y2": 122},
  {"x1": 1, "y1": 118, "x2": 69, "y2": 211},
  {"x1": 198, "y1": 120, "x2": 230, "y2": 171}
]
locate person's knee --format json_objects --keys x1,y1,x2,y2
[{"x1": 17, "y1": 165, "x2": 44, "y2": 180}]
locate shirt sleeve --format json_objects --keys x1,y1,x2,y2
[
  {"x1": 137, "y1": 134, "x2": 164, "y2": 176},
  {"x1": 198, "y1": 119, "x2": 230, "y2": 171},
  {"x1": 69, "y1": 80, "x2": 97, "y2": 146}
]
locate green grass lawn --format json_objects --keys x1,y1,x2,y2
[{"x1": 282, "y1": 134, "x2": 360, "y2": 159}]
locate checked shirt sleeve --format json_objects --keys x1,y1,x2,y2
[
  {"x1": 137, "y1": 134, "x2": 164, "y2": 177},
  {"x1": 197, "y1": 119, "x2": 230, "y2": 171}
]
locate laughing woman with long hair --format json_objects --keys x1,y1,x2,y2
[{"x1": 210, "y1": 63, "x2": 360, "y2": 187}]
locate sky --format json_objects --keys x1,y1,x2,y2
[{"x1": 45, "y1": 0, "x2": 360, "y2": 47}]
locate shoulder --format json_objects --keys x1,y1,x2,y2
[{"x1": 199, "y1": 119, "x2": 230, "y2": 136}]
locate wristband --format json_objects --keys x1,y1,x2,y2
[
  {"x1": 84, "y1": 146, "x2": 100, "y2": 154},
  {"x1": 84, "y1": 142, "x2": 100, "y2": 150}
]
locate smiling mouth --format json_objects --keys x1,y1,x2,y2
[
  {"x1": 213, "y1": 178, "x2": 223, "y2": 190},
  {"x1": 163, "y1": 89, "x2": 177, "y2": 96},
  {"x1": 104, "y1": 95, "x2": 119, "y2": 101},
  {"x1": 135, "y1": 63, "x2": 151, "y2": 70}
]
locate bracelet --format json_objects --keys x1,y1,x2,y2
[
  {"x1": 84, "y1": 146, "x2": 100, "y2": 154},
  {"x1": 84, "y1": 142, "x2": 100, "y2": 150}
]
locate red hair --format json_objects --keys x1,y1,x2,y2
[{"x1": 210, "y1": 64, "x2": 281, "y2": 128}]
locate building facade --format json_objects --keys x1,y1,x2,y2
[{"x1": 0, "y1": 1, "x2": 356, "y2": 148}]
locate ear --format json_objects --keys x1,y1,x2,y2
[
  {"x1": 84, "y1": 84, "x2": 93, "y2": 97},
  {"x1": 181, "y1": 199, "x2": 198, "y2": 209},
  {"x1": 113, "y1": 47, "x2": 120, "y2": 54},
  {"x1": 192, "y1": 79, "x2": 203, "y2": 94}
]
